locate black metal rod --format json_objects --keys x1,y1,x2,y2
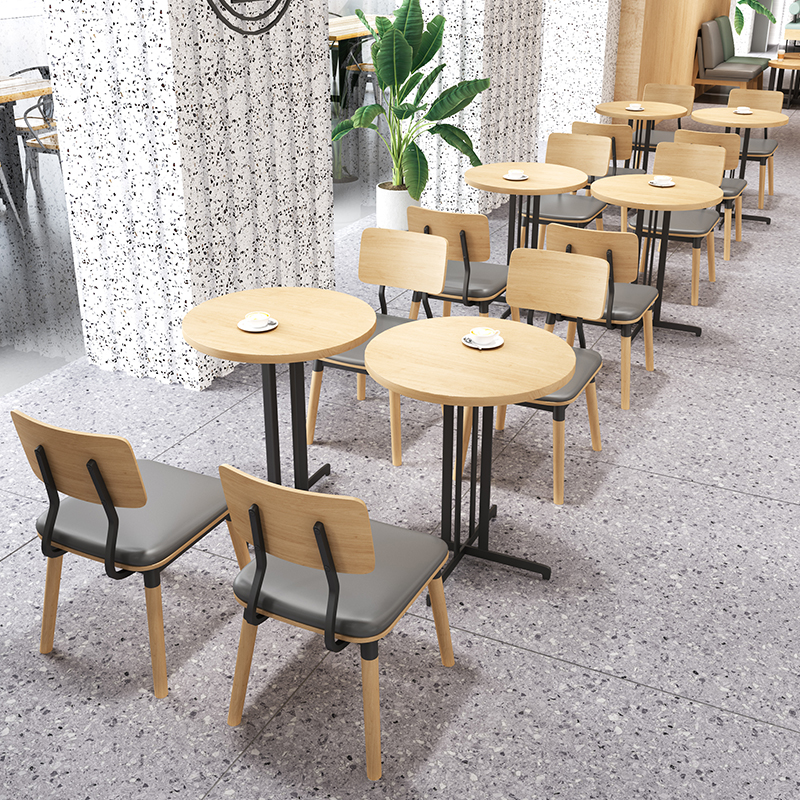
[
  {"x1": 478, "y1": 406, "x2": 493, "y2": 551},
  {"x1": 289, "y1": 362, "x2": 310, "y2": 490},
  {"x1": 261, "y1": 364, "x2": 281, "y2": 484},
  {"x1": 454, "y1": 406, "x2": 463, "y2": 554},
  {"x1": 641, "y1": 120, "x2": 654, "y2": 172},
  {"x1": 441, "y1": 405, "x2": 454, "y2": 546},
  {"x1": 506, "y1": 194, "x2": 517, "y2": 263}
]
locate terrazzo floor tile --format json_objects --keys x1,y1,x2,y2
[{"x1": 0, "y1": 487, "x2": 41, "y2": 558}]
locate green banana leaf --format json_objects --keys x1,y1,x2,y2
[
  {"x1": 355, "y1": 9, "x2": 377, "y2": 37},
  {"x1": 734, "y1": 6, "x2": 744, "y2": 33},
  {"x1": 414, "y1": 63, "x2": 446, "y2": 105},
  {"x1": 393, "y1": 0, "x2": 423, "y2": 54},
  {"x1": 371, "y1": 41, "x2": 386, "y2": 90},
  {"x1": 375, "y1": 16, "x2": 394, "y2": 37},
  {"x1": 353, "y1": 104, "x2": 385, "y2": 128},
  {"x1": 411, "y1": 15, "x2": 445, "y2": 72},
  {"x1": 398, "y1": 71, "x2": 424, "y2": 102},
  {"x1": 392, "y1": 102, "x2": 426, "y2": 119},
  {"x1": 426, "y1": 78, "x2": 490, "y2": 121},
  {"x1": 401, "y1": 141, "x2": 428, "y2": 200},
  {"x1": 429, "y1": 124, "x2": 482, "y2": 166},
  {"x1": 374, "y1": 28, "x2": 413, "y2": 89},
  {"x1": 332, "y1": 120, "x2": 355, "y2": 141},
  {"x1": 739, "y1": 0, "x2": 776, "y2": 23}
]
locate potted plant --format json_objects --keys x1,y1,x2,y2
[
  {"x1": 733, "y1": 0, "x2": 776, "y2": 34},
  {"x1": 332, "y1": 0, "x2": 489, "y2": 228}
]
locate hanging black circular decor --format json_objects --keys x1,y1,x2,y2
[{"x1": 206, "y1": 0, "x2": 293, "y2": 35}]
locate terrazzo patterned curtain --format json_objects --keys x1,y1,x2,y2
[{"x1": 47, "y1": 0, "x2": 333, "y2": 389}]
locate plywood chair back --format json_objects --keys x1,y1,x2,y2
[
  {"x1": 219, "y1": 464, "x2": 375, "y2": 574},
  {"x1": 11, "y1": 409, "x2": 146, "y2": 507},
  {"x1": 673, "y1": 129, "x2": 740, "y2": 171},
  {"x1": 571, "y1": 121, "x2": 634, "y2": 162},
  {"x1": 506, "y1": 249, "x2": 609, "y2": 321},
  {"x1": 653, "y1": 142, "x2": 725, "y2": 185},
  {"x1": 406, "y1": 206, "x2": 492, "y2": 263},
  {"x1": 642, "y1": 83, "x2": 694, "y2": 114},
  {"x1": 728, "y1": 88, "x2": 784, "y2": 113},
  {"x1": 359, "y1": 228, "x2": 447, "y2": 296},
  {"x1": 545, "y1": 223, "x2": 640, "y2": 284},
  {"x1": 545, "y1": 132, "x2": 612, "y2": 180}
]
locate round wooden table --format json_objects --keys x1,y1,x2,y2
[
  {"x1": 595, "y1": 101, "x2": 688, "y2": 172},
  {"x1": 464, "y1": 162, "x2": 587, "y2": 261},
  {"x1": 768, "y1": 58, "x2": 800, "y2": 105},
  {"x1": 183, "y1": 287, "x2": 376, "y2": 488},
  {"x1": 365, "y1": 315, "x2": 575, "y2": 583},
  {"x1": 591, "y1": 174, "x2": 723, "y2": 337}
]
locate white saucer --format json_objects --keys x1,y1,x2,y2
[
  {"x1": 503, "y1": 173, "x2": 528, "y2": 181},
  {"x1": 734, "y1": 110, "x2": 753, "y2": 115},
  {"x1": 649, "y1": 180, "x2": 675, "y2": 188},
  {"x1": 462, "y1": 334, "x2": 504, "y2": 350},
  {"x1": 626, "y1": 106, "x2": 644, "y2": 112},
  {"x1": 238, "y1": 318, "x2": 279, "y2": 333}
]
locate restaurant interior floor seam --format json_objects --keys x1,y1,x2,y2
[{"x1": 2, "y1": 101, "x2": 799, "y2": 797}]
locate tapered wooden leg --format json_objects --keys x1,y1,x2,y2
[
  {"x1": 552, "y1": 417, "x2": 565, "y2": 506},
  {"x1": 228, "y1": 618, "x2": 258, "y2": 726},
  {"x1": 735, "y1": 196, "x2": 742, "y2": 242},
  {"x1": 621, "y1": 207, "x2": 628, "y2": 231},
  {"x1": 389, "y1": 390, "x2": 402, "y2": 466},
  {"x1": 361, "y1": 653, "x2": 382, "y2": 781},
  {"x1": 758, "y1": 163, "x2": 765, "y2": 209},
  {"x1": 409, "y1": 300, "x2": 420, "y2": 320},
  {"x1": 307, "y1": 368, "x2": 323, "y2": 444},
  {"x1": 643, "y1": 309, "x2": 654, "y2": 372},
  {"x1": 586, "y1": 381, "x2": 602, "y2": 452},
  {"x1": 566, "y1": 321, "x2": 576, "y2": 347},
  {"x1": 229, "y1": 528, "x2": 251, "y2": 570},
  {"x1": 495, "y1": 405, "x2": 507, "y2": 431},
  {"x1": 768, "y1": 155, "x2": 774, "y2": 195},
  {"x1": 596, "y1": 217, "x2": 603, "y2": 231},
  {"x1": 144, "y1": 583, "x2": 168, "y2": 698},
  {"x1": 479, "y1": 310, "x2": 488, "y2": 318},
  {"x1": 40, "y1": 555, "x2": 63, "y2": 654},
  {"x1": 544, "y1": 321, "x2": 555, "y2": 333},
  {"x1": 442, "y1": 301, "x2": 452, "y2": 317},
  {"x1": 707, "y1": 231, "x2": 715, "y2": 282},
  {"x1": 356, "y1": 373, "x2": 366, "y2": 401},
  {"x1": 723, "y1": 205, "x2": 731, "y2": 262},
  {"x1": 537, "y1": 226, "x2": 546, "y2": 249},
  {"x1": 621, "y1": 334, "x2": 631, "y2": 410},
  {"x1": 510, "y1": 307, "x2": 520, "y2": 322},
  {"x1": 691, "y1": 245, "x2": 700, "y2": 306},
  {"x1": 427, "y1": 577, "x2": 454, "y2": 667}
]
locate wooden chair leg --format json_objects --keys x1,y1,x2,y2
[
  {"x1": 537, "y1": 226, "x2": 546, "y2": 249},
  {"x1": 428, "y1": 577, "x2": 454, "y2": 667},
  {"x1": 707, "y1": 231, "x2": 715, "y2": 282},
  {"x1": 621, "y1": 207, "x2": 628, "y2": 231},
  {"x1": 144, "y1": 582, "x2": 168, "y2": 698},
  {"x1": 585, "y1": 381, "x2": 602, "y2": 452},
  {"x1": 389, "y1": 390, "x2": 402, "y2": 466},
  {"x1": 442, "y1": 301, "x2": 452, "y2": 317},
  {"x1": 228, "y1": 618, "x2": 259, "y2": 726},
  {"x1": 409, "y1": 300, "x2": 421, "y2": 320},
  {"x1": 510, "y1": 307, "x2": 520, "y2": 322},
  {"x1": 723, "y1": 205, "x2": 731, "y2": 262},
  {"x1": 596, "y1": 217, "x2": 604, "y2": 231},
  {"x1": 552, "y1": 416, "x2": 565, "y2": 506},
  {"x1": 230, "y1": 529, "x2": 251, "y2": 570},
  {"x1": 644, "y1": 309, "x2": 654, "y2": 372},
  {"x1": 361, "y1": 649, "x2": 382, "y2": 781},
  {"x1": 735, "y1": 196, "x2": 743, "y2": 242},
  {"x1": 621, "y1": 333, "x2": 631, "y2": 410},
  {"x1": 566, "y1": 321, "x2": 576, "y2": 347},
  {"x1": 495, "y1": 405, "x2": 507, "y2": 431},
  {"x1": 356, "y1": 373, "x2": 366, "y2": 401},
  {"x1": 544, "y1": 320, "x2": 555, "y2": 333},
  {"x1": 479, "y1": 309, "x2": 489, "y2": 318},
  {"x1": 758, "y1": 162, "x2": 765, "y2": 209},
  {"x1": 40, "y1": 555, "x2": 63, "y2": 654},
  {"x1": 307, "y1": 367, "x2": 323, "y2": 444},
  {"x1": 691, "y1": 244, "x2": 700, "y2": 306},
  {"x1": 768, "y1": 155, "x2": 774, "y2": 195}
]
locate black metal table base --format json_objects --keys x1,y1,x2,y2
[{"x1": 505, "y1": 193, "x2": 542, "y2": 262}]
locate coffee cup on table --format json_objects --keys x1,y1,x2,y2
[
  {"x1": 737, "y1": 106, "x2": 751, "y2": 114},
  {"x1": 653, "y1": 175, "x2": 672, "y2": 186},
  {"x1": 508, "y1": 169, "x2": 525, "y2": 178},
  {"x1": 470, "y1": 326, "x2": 499, "y2": 345},
  {"x1": 778, "y1": 49, "x2": 786, "y2": 59},
  {"x1": 244, "y1": 311, "x2": 271, "y2": 327},
  {"x1": 628, "y1": 103, "x2": 643, "y2": 110}
]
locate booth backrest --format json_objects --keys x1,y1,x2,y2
[
  {"x1": 701, "y1": 20, "x2": 724, "y2": 69},
  {"x1": 716, "y1": 15, "x2": 735, "y2": 61}
]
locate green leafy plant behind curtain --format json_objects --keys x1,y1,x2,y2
[{"x1": 733, "y1": 0, "x2": 777, "y2": 35}]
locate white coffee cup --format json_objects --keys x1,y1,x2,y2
[
  {"x1": 244, "y1": 311, "x2": 271, "y2": 327},
  {"x1": 653, "y1": 175, "x2": 672, "y2": 186},
  {"x1": 628, "y1": 103, "x2": 643, "y2": 110},
  {"x1": 737, "y1": 106, "x2": 751, "y2": 114},
  {"x1": 508, "y1": 169, "x2": 525, "y2": 178},
  {"x1": 470, "y1": 326, "x2": 499, "y2": 344}
]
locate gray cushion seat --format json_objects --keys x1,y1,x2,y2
[
  {"x1": 325, "y1": 313, "x2": 408, "y2": 368},
  {"x1": 35, "y1": 460, "x2": 227, "y2": 567},
  {"x1": 634, "y1": 208, "x2": 720, "y2": 237},
  {"x1": 520, "y1": 348, "x2": 602, "y2": 406},
  {"x1": 632, "y1": 130, "x2": 677, "y2": 149},
  {"x1": 538, "y1": 194, "x2": 607, "y2": 224},
  {"x1": 728, "y1": 56, "x2": 770, "y2": 67},
  {"x1": 721, "y1": 177, "x2": 747, "y2": 198},
  {"x1": 233, "y1": 521, "x2": 448, "y2": 639},
  {"x1": 604, "y1": 282, "x2": 659, "y2": 323},
  {"x1": 435, "y1": 259, "x2": 507, "y2": 300},
  {"x1": 597, "y1": 165, "x2": 646, "y2": 179},
  {"x1": 742, "y1": 139, "x2": 778, "y2": 157},
  {"x1": 705, "y1": 62, "x2": 765, "y2": 80}
]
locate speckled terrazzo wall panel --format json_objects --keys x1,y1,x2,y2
[{"x1": 47, "y1": 0, "x2": 197, "y2": 383}]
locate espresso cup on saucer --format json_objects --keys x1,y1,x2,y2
[
  {"x1": 244, "y1": 311, "x2": 271, "y2": 328},
  {"x1": 653, "y1": 175, "x2": 672, "y2": 186},
  {"x1": 737, "y1": 106, "x2": 751, "y2": 114},
  {"x1": 508, "y1": 169, "x2": 525, "y2": 178},
  {"x1": 470, "y1": 326, "x2": 499, "y2": 345},
  {"x1": 628, "y1": 103, "x2": 644, "y2": 111}
]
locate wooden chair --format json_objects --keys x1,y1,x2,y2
[
  {"x1": 499, "y1": 250, "x2": 608, "y2": 505},
  {"x1": 640, "y1": 142, "x2": 725, "y2": 306},
  {"x1": 406, "y1": 206, "x2": 507, "y2": 318},
  {"x1": 306, "y1": 228, "x2": 448, "y2": 466},
  {"x1": 532, "y1": 132, "x2": 611, "y2": 248},
  {"x1": 727, "y1": 88, "x2": 784, "y2": 210},
  {"x1": 544, "y1": 224, "x2": 657, "y2": 410},
  {"x1": 632, "y1": 83, "x2": 695, "y2": 150},
  {"x1": 220, "y1": 464, "x2": 453, "y2": 781},
  {"x1": 674, "y1": 129, "x2": 744, "y2": 261},
  {"x1": 10, "y1": 410, "x2": 237, "y2": 698},
  {"x1": 22, "y1": 93, "x2": 60, "y2": 194}
]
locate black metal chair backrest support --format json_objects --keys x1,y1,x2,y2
[
  {"x1": 10, "y1": 65, "x2": 50, "y2": 80},
  {"x1": 422, "y1": 222, "x2": 472, "y2": 309}
]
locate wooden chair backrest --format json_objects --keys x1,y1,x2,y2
[
  {"x1": 571, "y1": 121, "x2": 634, "y2": 161},
  {"x1": 728, "y1": 88, "x2": 784, "y2": 113},
  {"x1": 359, "y1": 228, "x2": 448, "y2": 296},
  {"x1": 407, "y1": 206, "x2": 492, "y2": 262},
  {"x1": 653, "y1": 142, "x2": 725, "y2": 185},
  {"x1": 642, "y1": 83, "x2": 694, "y2": 114},
  {"x1": 673, "y1": 129, "x2": 740, "y2": 171},
  {"x1": 506, "y1": 249, "x2": 609, "y2": 321},
  {"x1": 11, "y1": 410, "x2": 146, "y2": 507},
  {"x1": 545, "y1": 132, "x2": 612, "y2": 179},
  {"x1": 545, "y1": 223, "x2": 640, "y2": 284},
  {"x1": 219, "y1": 464, "x2": 375, "y2": 574}
]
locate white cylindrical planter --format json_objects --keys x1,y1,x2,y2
[{"x1": 375, "y1": 182, "x2": 419, "y2": 230}]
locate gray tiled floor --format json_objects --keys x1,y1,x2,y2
[{"x1": 2, "y1": 104, "x2": 800, "y2": 798}]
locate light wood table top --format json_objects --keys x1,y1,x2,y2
[
  {"x1": 769, "y1": 58, "x2": 800, "y2": 69},
  {"x1": 0, "y1": 76, "x2": 51, "y2": 105},
  {"x1": 183, "y1": 287, "x2": 376, "y2": 364},
  {"x1": 365, "y1": 316, "x2": 576, "y2": 407},
  {"x1": 691, "y1": 107, "x2": 789, "y2": 129},
  {"x1": 329, "y1": 15, "x2": 377, "y2": 42},
  {"x1": 596, "y1": 101, "x2": 688, "y2": 122},
  {"x1": 464, "y1": 162, "x2": 587, "y2": 196},
  {"x1": 591, "y1": 174, "x2": 723, "y2": 212}
]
